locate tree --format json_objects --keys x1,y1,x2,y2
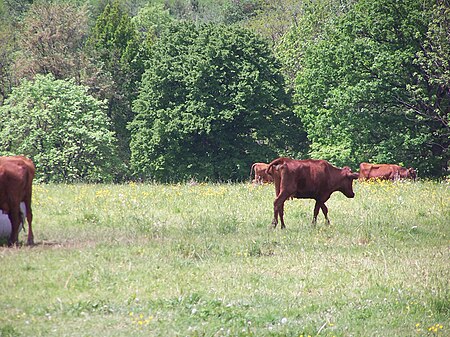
[
  {"x1": 0, "y1": 20, "x2": 15, "y2": 104},
  {"x1": 243, "y1": 0, "x2": 303, "y2": 45},
  {"x1": 87, "y1": 0, "x2": 143, "y2": 165},
  {"x1": 0, "y1": 74, "x2": 120, "y2": 183},
  {"x1": 294, "y1": 0, "x2": 448, "y2": 176},
  {"x1": 14, "y1": 2, "x2": 90, "y2": 82},
  {"x1": 0, "y1": 0, "x2": 34, "y2": 102},
  {"x1": 276, "y1": 0, "x2": 355, "y2": 87},
  {"x1": 1, "y1": 0, "x2": 33, "y2": 20},
  {"x1": 132, "y1": 2, "x2": 173, "y2": 43},
  {"x1": 130, "y1": 22, "x2": 306, "y2": 181},
  {"x1": 411, "y1": 0, "x2": 450, "y2": 168},
  {"x1": 221, "y1": 0, "x2": 261, "y2": 24}
]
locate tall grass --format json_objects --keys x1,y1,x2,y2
[{"x1": 0, "y1": 180, "x2": 448, "y2": 336}]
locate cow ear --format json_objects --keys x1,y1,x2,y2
[{"x1": 343, "y1": 167, "x2": 358, "y2": 179}]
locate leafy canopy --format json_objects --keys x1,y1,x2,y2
[
  {"x1": 0, "y1": 74, "x2": 120, "y2": 182},
  {"x1": 87, "y1": 0, "x2": 143, "y2": 166},
  {"x1": 293, "y1": 0, "x2": 448, "y2": 175},
  {"x1": 130, "y1": 22, "x2": 305, "y2": 181}
]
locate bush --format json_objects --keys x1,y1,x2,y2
[{"x1": 0, "y1": 74, "x2": 121, "y2": 182}]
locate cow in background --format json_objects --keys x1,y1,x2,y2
[
  {"x1": 250, "y1": 162, "x2": 273, "y2": 184},
  {"x1": 266, "y1": 157, "x2": 359, "y2": 228},
  {"x1": 359, "y1": 163, "x2": 416, "y2": 181},
  {"x1": 0, "y1": 156, "x2": 35, "y2": 246}
]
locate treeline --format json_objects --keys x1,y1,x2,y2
[{"x1": 0, "y1": 0, "x2": 448, "y2": 182}]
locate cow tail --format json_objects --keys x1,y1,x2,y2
[{"x1": 250, "y1": 163, "x2": 257, "y2": 182}]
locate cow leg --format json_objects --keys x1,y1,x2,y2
[
  {"x1": 25, "y1": 205, "x2": 34, "y2": 245},
  {"x1": 271, "y1": 203, "x2": 279, "y2": 228},
  {"x1": 312, "y1": 200, "x2": 321, "y2": 226},
  {"x1": 272, "y1": 191, "x2": 290, "y2": 229},
  {"x1": 279, "y1": 201, "x2": 286, "y2": 229},
  {"x1": 24, "y1": 194, "x2": 34, "y2": 245},
  {"x1": 320, "y1": 203, "x2": 330, "y2": 225},
  {"x1": 7, "y1": 210, "x2": 21, "y2": 247}
]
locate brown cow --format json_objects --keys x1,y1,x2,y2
[
  {"x1": 359, "y1": 163, "x2": 416, "y2": 181},
  {"x1": 266, "y1": 157, "x2": 359, "y2": 228},
  {"x1": 0, "y1": 156, "x2": 35, "y2": 246},
  {"x1": 250, "y1": 162, "x2": 273, "y2": 184}
]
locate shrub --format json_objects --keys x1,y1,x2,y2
[{"x1": 0, "y1": 74, "x2": 121, "y2": 182}]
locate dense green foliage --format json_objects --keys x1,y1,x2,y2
[
  {"x1": 130, "y1": 22, "x2": 305, "y2": 181},
  {"x1": 0, "y1": 0, "x2": 448, "y2": 181},
  {"x1": 275, "y1": 0, "x2": 356, "y2": 87},
  {"x1": 293, "y1": 0, "x2": 449, "y2": 176},
  {"x1": 132, "y1": 2, "x2": 173, "y2": 42},
  {"x1": 87, "y1": 1, "x2": 143, "y2": 164},
  {"x1": 0, "y1": 74, "x2": 119, "y2": 182}
]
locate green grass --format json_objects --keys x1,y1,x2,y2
[{"x1": 0, "y1": 180, "x2": 449, "y2": 336}]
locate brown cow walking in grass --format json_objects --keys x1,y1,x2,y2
[{"x1": 266, "y1": 157, "x2": 359, "y2": 228}]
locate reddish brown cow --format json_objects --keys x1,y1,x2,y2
[
  {"x1": 0, "y1": 156, "x2": 35, "y2": 246},
  {"x1": 359, "y1": 163, "x2": 416, "y2": 181},
  {"x1": 250, "y1": 162, "x2": 273, "y2": 184},
  {"x1": 266, "y1": 157, "x2": 359, "y2": 228}
]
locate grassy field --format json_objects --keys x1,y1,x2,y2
[{"x1": 0, "y1": 180, "x2": 449, "y2": 337}]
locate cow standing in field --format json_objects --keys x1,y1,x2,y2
[
  {"x1": 266, "y1": 157, "x2": 359, "y2": 228},
  {"x1": 0, "y1": 156, "x2": 35, "y2": 246},
  {"x1": 359, "y1": 163, "x2": 416, "y2": 181},
  {"x1": 250, "y1": 162, "x2": 273, "y2": 184}
]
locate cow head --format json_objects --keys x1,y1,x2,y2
[
  {"x1": 339, "y1": 166, "x2": 359, "y2": 198},
  {"x1": 407, "y1": 167, "x2": 417, "y2": 180}
]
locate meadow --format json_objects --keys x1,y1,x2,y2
[{"x1": 0, "y1": 180, "x2": 449, "y2": 337}]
